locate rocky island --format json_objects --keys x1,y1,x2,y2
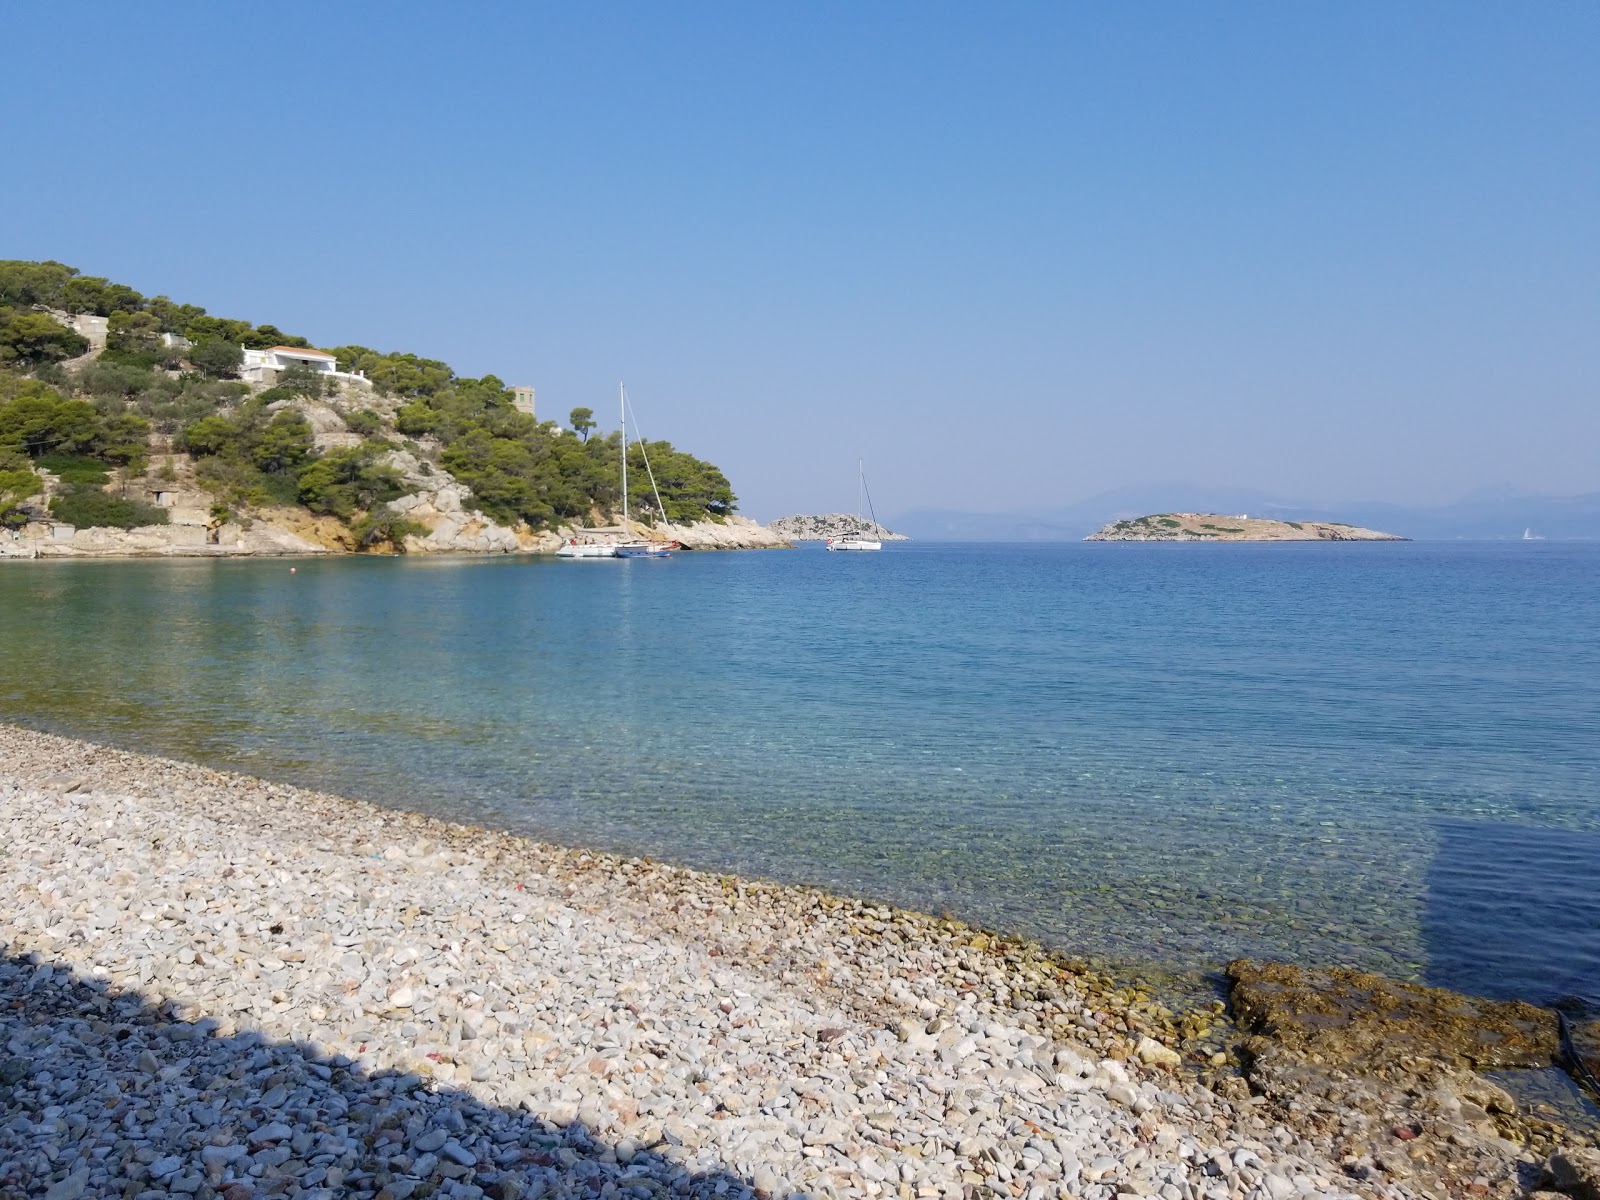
[
  {"x1": 1086, "y1": 513, "x2": 1407, "y2": 542},
  {"x1": 767, "y1": 513, "x2": 909, "y2": 541}
]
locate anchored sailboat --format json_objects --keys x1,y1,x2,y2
[
  {"x1": 558, "y1": 383, "x2": 676, "y2": 559},
  {"x1": 614, "y1": 384, "x2": 675, "y2": 558},
  {"x1": 827, "y1": 461, "x2": 884, "y2": 552}
]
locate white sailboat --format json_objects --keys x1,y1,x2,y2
[
  {"x1": 614, "y1": 384, "x2": 675, "y2": 558},
  {"x1": 827, "y1": 461, "x2": 884, "y2": 552},
  {"x1": 557, "y1": 383, "x2": 675, "y2": 559}
]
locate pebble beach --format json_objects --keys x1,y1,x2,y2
[{"x1": 0, "y1": 724, "x2": 1577, "y2": 1200}]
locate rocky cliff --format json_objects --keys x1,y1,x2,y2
[
  {"x1": 1085, "y1": 513, "x2": 1406, "y2": 542},
  {"x1": 767, "y1": 513, "x2": 908, "y2": 541}
]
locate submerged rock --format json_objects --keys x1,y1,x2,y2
[
  {"x1": 1228, "y1": 959, "x2": 1559, "y2": 1073},
  {"x1": 1567, "y1": 1015, "x2": 1600, "y2": 1092}
]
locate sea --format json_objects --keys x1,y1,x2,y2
[{"x1": 3, "y1": 540, "x2": 1598, "y2": 1012}]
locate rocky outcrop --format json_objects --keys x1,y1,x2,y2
[
  {"x1": 1223, "y1": 961, "x2": 1596, "y2": 1189},
  {"x1": 265, "y1": 397, "x2": 364, "y2": 453},
  {"x1": 1086, "y1": 513, "x2": 1406, "y2": 542},
  {"x1": 768, "y1": 513, "x2": 907, "y2": 541},
  {"x1": 653, "y1": 514, "x2": 790, "y2": 549},
  {"x1": 1229, "y1": 960, "x2": 1560, "y2": 1073},
  {"x1": 9, "y1": 519, "x2": 329, "y2": 558},
  {"x1": 392, "y1": 486, "x2": 534, "y2": 555}
]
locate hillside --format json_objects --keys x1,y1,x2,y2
[
  {"x1": 766, "y1": 513, "x2": 908, "y2": 541},
  {"x1": 1, "y1": 260, "x2": 781, "y2": 556},
  {"x1": 1085, "y1": 513, "x2": 1407, "y2": 542}
]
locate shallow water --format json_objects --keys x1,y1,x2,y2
[{"x1": 2, "y1": 541, "x2": 1597, "y2": 1006}]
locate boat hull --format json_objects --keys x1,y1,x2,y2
[
  {"x1": 827, "y1": 538, "x2": 882, "y2": 551},
  {"x1": 555, "y1": 543, "x2": 618, "y2": 558}
]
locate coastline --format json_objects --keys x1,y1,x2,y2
[
  {"x1": 0, "y1": 513, "x2": 791, "y2": 559},
  {"x1": 3, "y1": 724, "x2": 1593, "y2": 1198}
]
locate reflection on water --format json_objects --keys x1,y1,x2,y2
[{"x1": 2, "y1": 543, "x2": 1598, "y2": 1005}]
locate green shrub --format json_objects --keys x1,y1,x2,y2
[
  {"x1": 49, "y1": 484, "x2": 169, "y2": 530},
  {"x1": 189, "y1": 339, "x2": 242, "y2": 379},
  {"x1": 352, "y1": 504, "x2": 429, "y2": 551},
  {"x1": 36, "y1": 454, "x2": 109, "y2": 485},
  {"x1": 0, "y1": 310, "x2": 88, "y2": 366},
  {"x1": 344, "y1": 409, "x2": 385, "y2": 437},
  {"x1": 96, "y1": 345, "x2": 165, "y2": 371}
]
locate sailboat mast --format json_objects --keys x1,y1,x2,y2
[
  {"x1": 860, "y1": 461, "x2": 883, "y2": 538},
  {"x1": 620, "y1": 381, "x2": 628, "y2": 532}
]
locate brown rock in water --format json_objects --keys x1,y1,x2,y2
[
  {"x1": 1567, "y1": 1017, "x2": 1600, "y2": 1090},
  {"x1": 1227, "y1": 960, "x2": 1560, "y2": 1073}
]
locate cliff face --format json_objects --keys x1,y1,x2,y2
[
  {"x1": 767, "y1": 513, "x2": 908, "y2": 541},
  {"x1": 1085, "y1": 513, "x2": 1407, "y2": 542}
]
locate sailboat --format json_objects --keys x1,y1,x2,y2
[
  {"x1": 557, "y1": 384, "x2": 675, "y2": 559},
  {"x1": 826, "y1": 461, "x2": 884, "y2": 552},
  {"x1": 555, "y1": 384, "x2": 632, "y2": 559},
  {"x1": 612, "y1": 383, "x2": 676, "y2": 558}
]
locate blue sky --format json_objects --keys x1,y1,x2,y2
[{"x1": 5, "y1": 2, "x2": 1596, "y2": 519}]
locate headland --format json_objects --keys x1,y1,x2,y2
[{"x1": 0, "y1": 260, "x2": 788, "y2": 559}]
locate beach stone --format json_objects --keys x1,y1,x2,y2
[
  {"x1": 414, "y1": 1127, "x2": 449, "y2": 1153},
  {"x1": 43, "y1": 1175, "x2": 88, "y2": 1200},
  {"x1": 248, "y1": 1121, "x2": 294, "y2": 1146},
  {"x1": 440, "y1": 1140, "x2": 477, "y2": 1166},
  {"x1": 1545, "y1": 1148, "x2": 1600, "y2": 1200},
  {"x1": 1136, "y1": 1037, "x2": 1181, "y2": 1067}
]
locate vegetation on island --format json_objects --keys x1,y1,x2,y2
[{"x1": 0, "y1": 259, "x2": 736, "y2": 544}]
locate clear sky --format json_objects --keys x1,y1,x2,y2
[{"x1": 5, "y1": 2, "x2": 1597, "y2": 519}]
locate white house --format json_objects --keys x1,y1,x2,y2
[{"x1": 240, "y1": 346, "x2": 367, "y2": 386}]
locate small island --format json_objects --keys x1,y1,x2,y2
[
  {"x1": 1086, "y1": 512, "x2": 1407, "y2": 542},
  {"x1": 767, "y1": 513, "x2": 909, "y2": 541}
]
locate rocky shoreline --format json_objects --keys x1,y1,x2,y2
[
  {"x1": 2, "y1": 724, "x2": 1595, "y2": 1200},
  {"x1": 0, "y1": 512, "x2": 789, "y2": 559}
]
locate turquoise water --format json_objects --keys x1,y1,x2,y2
[{"x1": 2, "y1": 542, "x2": 1597, "y2": 1006}]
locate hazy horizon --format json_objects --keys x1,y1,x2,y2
[{"x1": 6, "y1": 2, "x2": 1596, "y2": 520}]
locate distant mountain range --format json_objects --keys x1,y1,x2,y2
[{"x1": 890, "y1": 485, "x2": 1600, "y2": 542}]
